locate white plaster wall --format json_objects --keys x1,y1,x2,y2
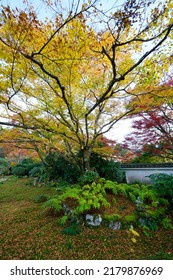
[{"x1": 122, "y1": 168, "x2": 173, "y2": 184}]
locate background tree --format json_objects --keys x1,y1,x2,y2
[
  {"x1": 0, "y1": 0, "x2": 173, "y2": 171},
  {"x1": 124, "y1": 77, "x2": 173, "y2": 162}
]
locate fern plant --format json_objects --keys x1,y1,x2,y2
[
  {"x1": 74, "y1": 182, "x2": 110, "y2": 214},
  {"x1": 161, "y1": 217, "x2": 173, "y2": 229},
  {"x1": 128, "y1": 192, "x2": 137, "y2": 203},
  {"x1": 42, "y1": 198, "x2": 62, "y2": 216},
  {"x1": 104, "y1": 180, "x2": 118, "y2": 195},
  {"x1": 116, "y1": 184, "x2": 127, "y2": 197}
]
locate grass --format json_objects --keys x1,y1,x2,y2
[{"x1": 0, "y1": 176, "x2": 173, "y2": 260}]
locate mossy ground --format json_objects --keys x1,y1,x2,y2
[{"x1": 0, "y1": 177, "x2": 173, "y2": 260}]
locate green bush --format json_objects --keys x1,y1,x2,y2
[
  {"x1": 44, "y1": 152, "x2": 80, "y2": 183},
  {"x1": 78, "y1": 170, "x2": 99, "y2": 185},
  {"x1": 148, "y1": 173, "x2": 173, "y2": 203},
  {"x1": 74, "y1": 182, "x2": 110, "y2": 214},
  {"x1": 29, "y1": 164, "x2": 44, "y2": 177},
  {"x1": 20, "y1": 158, "x2": 34, "y2": 165},
  {"x1": 128, "y1": 192, "x2": 137, "y2": 203},
  {"x1": 104, "y1": 180, "x2": 118, "y2": 195},
  {"x1": 43, "y1": 179, "x2": 112, "y2": 221},
  {"x1": 12, "y1": 158, "x2": 39, "y2": 177},
  {"x1": 42, "y1": 178, "x2": 172, "y2": 231},
  {"x1": 12, "y1": 166, "x2": 28, "y2": 177},
  {"x1": 90, "y1": 153, "x2": 125, "y2": 182}
]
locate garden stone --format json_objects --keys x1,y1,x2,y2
[
  {"x1": 109, "y1": 221, "x2": 121, "y2": 230},
  {"x1": 86, "y1": 214, "x2": 102, "y2": 226},
  {"x1": 33, "y1": 177, "x2": 39, "y2": 186},
  {"x1": 139, "y1": 218, "x2": 147, "y2": 227},
  {"x1": 136, "y1": 197, "x2": 145, "y2": 211},
  {"x1": 0, "y1": 177, "x2": 8, "y2": 183},
  {"x1": 63, "y1": 203, "x2": 73, "y2": 215}
]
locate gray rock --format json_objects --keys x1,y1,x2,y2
[
  {"x1": 109, "y1": 221, "x2": 121, "y2": 230},
  {"x1": 136, "y1": 196, "x2": 145, "y2": 211},
  {"x1": 86, "y1": 214, "x2": 102, "y2": 226},
  {"x1": 139, "y1": 218, "x2": 147, "y2": 227},
  {"x1": 63, "y1": 203, "x2": 73, "y2": 215},
  {"x1": 136, "y1": 197, "x2": 143, "y2": 205}
]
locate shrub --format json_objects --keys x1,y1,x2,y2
[
  {"x1": 104, "y1": 180, "x2": 118, "y2": 195},
  {"x1": 0, "y1": 157, "x2": 10, "y2": 175},
  {"x1": 90, "y1": 153, "x2": 125, "y2": 182},
  {"x1": 44, "y1": 152, "x2": 80, "y2": 183},
  {"x1": 103, "y1": 160, "x2": 125, "y2": 182},
  {"x1": 56, "y1": 179, "x2": 72, "y2": 191},
  {"x1": 29, "y1": 164, "x2": 44, "y2": 178},
  {"x1": 43, "y1": 180, "x2": 111, "y2": 221},
  {"x1": 78, "y1": 170, "x2": 99, "y2": 185},
  {"x1": 12, "y1": 158, "x2": 39, "y2": 177},
  {"x1": 73, "y1": 182, "x2": 110, "y2": 214},
  {"x1": 148, "y1": 173, "x2": 173, "y2": 203},
  {"x1": 141, "y1": 218, "x2": 159, "y2": 231},
  {"x1": 128, "y1": 192, "x2": 137, "y2": 203},
  {"x1": 12, "y1": 166, "x2": 28, "y2": 177}
]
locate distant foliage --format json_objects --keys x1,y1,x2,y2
[
  {"x1": 12, "y1": 166, "x2": 28, "y2": 177},
  {"x1": 0, "y1": 157, "x2": 10, "y2": 175},
  {"x1": 10, "y1": 152, "x2": 125, "y2": 184},
  {"x1": 12, "y1": 158, "x2": 39, "y2": 177}
]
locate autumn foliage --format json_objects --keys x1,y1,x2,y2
[
  {"x1": 124, "y1": 78, "x2": 173, "y2": 161},
  {"x1": 0, "y1": 0, "x2": 173, "y2": 169}
]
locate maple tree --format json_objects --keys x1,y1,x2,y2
[
  {"x1": 124, "y1": 77, "x2": 173, "y2": 161},
  {"x1": 0, "y1": 127, "x2": 39, "y2": 162},
  {"x1": 0, "y1": 0, "x2": 173, "y2": 171}
]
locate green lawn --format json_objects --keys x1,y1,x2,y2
[{"x1": 0, "y1": 176, "x2": 173, "y2": 260}]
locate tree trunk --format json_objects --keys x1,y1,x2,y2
[{"x1": 82, "y1": 146, "x2": 92, "y2": 172}]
